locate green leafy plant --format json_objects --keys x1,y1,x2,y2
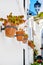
[
  {"x1": 34, "y1": 49, "x2": 38, "y2": 56},
  {"x1": 34, "y1": 49, "x2": 38, "y2": 62},
  {"x1": 42, "y1": 62, "x2": 43, "y2": 65},
  {"x1": 31, "y1": 62, "x2": 41, "y2": 65},
  {"x1": 31, "y1": 62, "x2": 43, "y2": 65},
  {"x1": 0, "y1": 12, "x2": 26, "y2": 26},
  {"x1": 34, "y1": 12, "x2": 43, "y2": 24},
  {"x1": 37, "y1": 12, "x2": 43, "y2": 19}
]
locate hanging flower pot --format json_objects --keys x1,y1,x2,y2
[
  {"x1": 5, "y1": 26, "x2": 17, "y2": 37},
  {"x1": 5, "y1": 22, "x2": 17, "y2": 37},
  {"x1": 16, "y1": 30, "x2": 25, "y2": 41},
  {"x1": 0, "y1": 13, "x2": 26, "y2": 38},
  {"x1": 28, "y1": 40, "x2": 35, "y2": 49},
  {"x1": 22, "y1": 34, "x2": 28, "y2": 43}
]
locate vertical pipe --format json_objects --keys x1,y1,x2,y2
[
  {"x1": 23, "y1": 49, "x2": 25, "y2": 65},
  {"x1": 23, "y1": 0, "x2": 25, "y2": 10}
]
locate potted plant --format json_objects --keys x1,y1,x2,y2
[
  {"x1": 3, "y1": 19, "x2": 17, "y2": 37},
  {"x1": 22, "y1": 34, "x2": 28, "y2": 43},
  {"x1": 31, "y1": 61, "x2": 43, "y2": 65},
  {"x1": 6, "y1": 12, "x2": 25, "y2": 25},
  {"x1": 34, "y1": 49, "x2": 38, "y2": 62},
  {"x1": 16, "y1": 29, "x2": 25, "y2": 41},
  {"x1": 34, "y1": 12, "x2": 43, "y2": 24},
  {"x1": 31, "y1": 62, "x2": 40, "y2": 65},
  {"x1": 5, "y1": 22, "x2": 17, "y2": 37},
  {"x1": 28, "y1": 40, "x2": 35, "y2": 49},
  {"x1": 0, "y1": 12, "x2": 26, "y2": 37}
]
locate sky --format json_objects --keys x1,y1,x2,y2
[
  {"x1": 29, "y1": 0, "x2": 43, "y2": 15},
  {"x1": 29, "y1": 0, "x2": 37, "y2": 15},
  {"x1": 39, "y1": 0, "x2": 43, "y2": 12}
]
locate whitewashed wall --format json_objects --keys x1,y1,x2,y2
[
  {"x1": 0, "y1": 31, "x2": 28, "y2": 65},
  {"x1": 33, "y1": 19, "x2": 43, "y2": 55},
  {"x1": 28, "y1": 16, "x2": 41, "y2": 55},
  {"x1": 0, "y1": 31, "x2": 33, "y2": 65},
  {"x1": 34, "y1": 22, "x2": 41, "y2": 55},
  {"x1": 0, "y1": 0, "x2": 26, "y2": 18},
  {"x1": 0, "y1": 33, "x2": 22, "y2": 65},
  {"x1": 0, "y1": 0, "x2": 33, "y2": 65}
]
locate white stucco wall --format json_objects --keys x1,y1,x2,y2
[
  {"x1": 0, "y1": 31, "x2": 28, "y2": 65},
  {"x1": 0, "y1": 31, "x2": 33, "y2": 65},
  {"x1": 33, "y1": 19, "x2": 43, "y2": 55},
  {"x1": 0, "y1": 0, "x2": 26, "y2": 18},
  {"x1": 28, "y1": 16, "x2": 42, "y2": 55},
  {"x1": 0, "y1": 0, "x2": 33, "y2": 65},
  {"x1": 34, "y1": 23, "x2": 41, "y2": 55}
]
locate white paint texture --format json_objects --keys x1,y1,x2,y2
[{"x1": 0, "y1": 0, "x2": 33, "y2": 65}]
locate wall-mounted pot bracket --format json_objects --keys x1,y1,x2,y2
[
  {"x1": 0, "y1": 26, "x2": 5, "y2": 32},
  {"x1": 0, "y1": 25, "x2": 17, "y2": 32},
  {"x1": 0, "y1": 26, "x2": 25, "y2": 37}
]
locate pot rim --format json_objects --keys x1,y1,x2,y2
[{"x1": 5, "y1": 25, "x2": 17, "y2": 30}]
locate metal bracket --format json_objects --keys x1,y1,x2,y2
[
  {"x1": 0, "y1": 26, "x2": 5, "y2": 32},
  {"x1": 0, "y1": 25, "x2": 17, "y2": 32},
  {"x1": 0, "y1": 26, "x2": 25, "y2": 37},
  {"x1": 14, "y1": 34, "x2": 24, "y2": 37}
]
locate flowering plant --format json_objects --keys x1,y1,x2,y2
[{"x1": 0, "y1": 12, "x2": 26, "y2": 26}]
